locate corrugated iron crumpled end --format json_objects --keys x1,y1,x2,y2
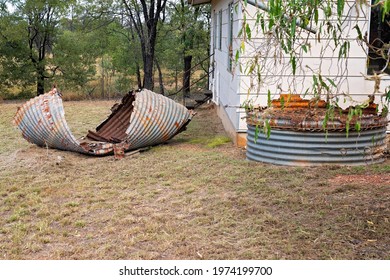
[{"x1": 13, "y1": 88, "x2": 193, "y2": 158}]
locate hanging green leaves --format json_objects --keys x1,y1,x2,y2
[
  {"x1": 246, "y1": 23, "x2": 252, "y2": 40},
  {"x1": 326, "y1": 78, "x2": 337, "y2": 88},
  {"x1": 263, "y1": 119, "x2": 271, "y2": 139},
  {"x1": 353, "y1": 24, "x2": 363, "y2": 40},
  {"x1": 382, "y1": 0, "x2": 390, "y2": 20},
  {"x1": 337, "y1": 0, "x2": 345, "y2": 18},
  {"x1": 302, "y1": 44, "x2": 308, "y2": 53},
  {"x1": 290, "y1": 17, "x2": 296, "y2": 40},
  {"x1": 267, "y1": 89, "x2": 272, "y2": 107},
  {"x1": 385, "y1": 86, "x2": 390, "y2": 103},
  {"x1": 291, "y1": 56, "x2": 297, "y2": 75},
  {"x1": 318, "y1": 74, "x2": 330, "y2": 91}
]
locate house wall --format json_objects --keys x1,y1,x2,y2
[
  {"x1": 237, "y1": 1, "x2": 390, "y2": 131},
  {"x1": 210, "y1": 0, "x2": 242, "y2": 140}
]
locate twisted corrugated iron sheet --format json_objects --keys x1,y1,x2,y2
[
  {"x1": 126, "y1": 89, "x2": 191, "y2": 149},
  {"x1": 13, "y1": 89, "x2": 89, "y2": 154},
  {"x1": 14, "y1": 88, "x2": 193, "y2": 157}
]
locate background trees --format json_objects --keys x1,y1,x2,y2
[
  {"x1": 0, "y1": 0, "x2": 101, "y2": 97},
  {"x1": 121, "y1": 0, "x2": 168, "y2": 90},
  {"x1": 169, "y1": 0, "x2": 210, "y2": 97},
  {"x1": 0, "y1": 0, "x2": 210, "y2": 99}
]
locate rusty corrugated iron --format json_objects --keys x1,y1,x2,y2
[
  {"x1": 246, "y1": 94, "x2": 389, "y2": 166},
  {"x1": 247, "y1": 94, "x2": 388, "y2": 131},
  {"x1": 271, "y1": 94, "x2": 327, "y2": 109},
  {"x1": 14, "y1": 88, "x2": 193, "y2": 157},
  {"x1": 247, "y1": 126, "x2": 387, "y2": 166}
]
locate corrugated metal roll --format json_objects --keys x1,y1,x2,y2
[{"x1": 247, "y1": 125, "x2": 387, "y2": 166}]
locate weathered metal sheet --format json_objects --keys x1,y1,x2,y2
[
  {"x1": 14, "y1": 88, "x2": 193, "y2": 157},
  {"x1": 247, "y1": 94, "x2": 388, "y2": 132},
  {"x1": 246, "y1": 94, "x2": 388, "y2": 165},
  {"x1": 247, "y1": 126, "x2": 387, "y2": 166},
  {"x1": 125, "y1": 89, "x2": 190, "y2": 149},
  {"x1": 14, "y1": 90, "x2": 89, "y2": 154}
]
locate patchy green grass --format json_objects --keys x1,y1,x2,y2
[
  {"x1": 206, "y1": 136, "x2": 231, "y2": 148},
  {"x1": 189, "y1": 136, "x2": 231, "y2": 148},
  {"x1": 0, "y1": 101, "x2": 389, "y2": 260}
]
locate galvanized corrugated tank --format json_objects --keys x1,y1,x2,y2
[
  {"x1": 247, "y1": 125, "x2": 387, "y2": 166},
  {"x1": 246, "y1": 94, "x2": 389, "y2": 166}
]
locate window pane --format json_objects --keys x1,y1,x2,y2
[
  {"x1": 228, "y1": 2, "x2": 234, "y2": 72},
  {"x1": 367, "y1": 1, "x2": 390, "y2": 75},
  {"x1": 213, "y1": 11, "x2": 217, "y2": 50},
  {"x1": 218, "y1": 10, "x2": 222, "y2": 50}
]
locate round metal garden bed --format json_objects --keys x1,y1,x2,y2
[
  {"x1": 246, "y1": 94, "x2": 388, "y2": 166},
  {"x1": 247, "y1": 126, "x2": 387, "y2": 166}
]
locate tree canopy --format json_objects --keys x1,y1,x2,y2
[{"x1": 0, "y1": 0, "x2": 211, "y2": 98}]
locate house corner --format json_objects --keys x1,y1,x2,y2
[{"x1": 214, "y1": 103, "x2": 247, "y2": 148}]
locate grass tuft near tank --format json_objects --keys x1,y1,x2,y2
[{"x1": 13, "y1": 88, "x2": 193, "y2": 158}]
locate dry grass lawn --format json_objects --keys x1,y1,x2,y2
[{"x1": 0, "y1": 99, "x2": 389, "y2": 260}]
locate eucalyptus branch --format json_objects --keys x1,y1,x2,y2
[{"x1": 378, "y1": 46, "x2": 390, "y2": 73}]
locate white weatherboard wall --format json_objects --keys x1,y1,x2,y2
[
  {"x1": 237, "y1": 1, "x2": 390, "y2": 131},
  {"x1": 208, "y1": 1, "x2": 390, "y2": 133},
  {"x1": 210, "y1": 0, "x2": 242, "y2": 135}
]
